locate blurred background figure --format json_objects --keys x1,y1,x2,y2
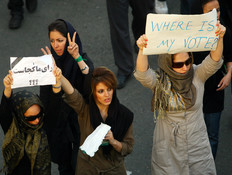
[
  {"x1": 188, "y1": 0, "x2": 232, "y2": 159},
  {"x1": 180, "y1": 0, "x2": 201, "y2": 14},
  {"x1": 106, "y1": 0, "x2": 154, "y2": 89},
  {"x1": 219, "y1": 0, "x2": 232, "y2": 30},
  {"x1": 8, "y1": 0, "x2": 37, "y2": 29},
  {"x1": 155, "y1": 0, "x2": 168, "y2": 14}
]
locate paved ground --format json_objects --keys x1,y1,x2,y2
[{"x1": 0, "y1": 0, "x2": 232, "y2": 174}]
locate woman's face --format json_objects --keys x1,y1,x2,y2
[
  {"x1": 203, "y1": 0, "x2": 220, "y2": 20},
  {"x1": 50, "y1": 30, "x2": 67, "y2": 56},
  {"x1": 24, "y1": 104, "x2": 41, "y2": 125},
  {"x1": 94, "y1": 82, "x2": 113, "y2": 107},
  {"x1": 172, "y1": 52, "x2": 191, "y2": 74}
]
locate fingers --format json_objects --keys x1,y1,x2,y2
[
  {"x1": 4, "y1": 72, "x2": 13, "y2": 86},
  {"x1": 72, "y1": 32, "x2": 76, "y2": 43},
  {"x1": 52, "y1": 57, "x2": 56, "y2": 67},
  {"x1": 68, "y1": 33, "x2": 72, "y2": 46},
  {"x1": 137, "y1": 34, "x2": 148, "y2": 50},
  {"x1": 215, "y1": 21, "x2": 226, "y2": 38},
  {"x1": 45, "y1": 46, "x2": 51, "y2": 54},
  {"x1": 53, "y1": 66, "x2": 62, "y2": 79},
  {"x1": 41, "y1": 48, "x2": 47, "y2": 55},
  {"x1": 41, "y1": 46, "x2": 52, "y2": 55}
]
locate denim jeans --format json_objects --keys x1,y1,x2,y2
[{"x1": 204, "y1": 112, "x2": 221, "y2": 159}]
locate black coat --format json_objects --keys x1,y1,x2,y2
[
  {"x1": 0, "y1": 92, "x2": 53, "y2": 175},
  {"x1": 40, "y1": 19, "x2": 94, "y2": 165}
]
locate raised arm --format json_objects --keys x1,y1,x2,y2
[
  {"x1": 67, "y1": 32, "x2": 89, "y2": 74},
  {"x1": 1, "y1": 71, "x2": 14, "y2": 133},
  {"x1": 3, "y1": 71, "x2": 13, "y2": 98},
  {"x1": 210, "y1": 22, "x2": 226, "y2": 62},
  {"x1": 51, "y1": 66, "x2": 74, "y2": 95},
  {"x1": 136, "y1": 34, "x2": 149, "y2": 72}
]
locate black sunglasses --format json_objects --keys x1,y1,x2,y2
[
  {"x1": 172, "y1": 57, "x2": 192, "y2": 68},
  {"x1": 24, "y1": 111, "x2": 44, "y2": 122}
]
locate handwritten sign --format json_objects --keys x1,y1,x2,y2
[
  {"x1": 10, "y1": 55, "x2": 56, "y2": 89},
  {"x1": 143, "y1": 8, "x2": 218, "y2": 55}
]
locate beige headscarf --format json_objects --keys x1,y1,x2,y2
[{"x1": 152, "y1": 53, "x2": 196, "y2": 118}]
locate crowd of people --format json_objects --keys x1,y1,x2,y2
[{"x1": 1, "y1": 0, "x2": 232, "y2": 174}]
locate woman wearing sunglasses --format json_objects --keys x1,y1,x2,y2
[
  {"x1": 134, "y1": 21, "x2": 226, "y2": 174},
  {"x1": 0, "y1": 67, "x2": 62, "y2": 175}
]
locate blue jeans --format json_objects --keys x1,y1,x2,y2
[{"x1": 204, "y1": 112, "x2": 221, "y2": 159}]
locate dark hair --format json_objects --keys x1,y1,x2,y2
[
  {"x1": 200, "y1": 0, "x2": 218, "y2": 8},
  {"x1": 91, "y1": 67, "x2": 117, "y2": 98},
  {"x1": 48, "y1": 19, "x2": 68, "y2": 38}
]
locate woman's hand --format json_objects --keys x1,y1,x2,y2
[
  {"x1": 41, "y1": 46, "x2": 52, "y2": 55},
  {"x1": 216, "y1": 72, "x2": 231, "y2": 91},
  {"x1": 105, "y1": 130, "x2": 115, "y2": 144},
  {"x1": 52, "y1": 66, "x2": 62, "y2": 93},
  {"x1": 67, "y1": 32, "x2": 80, "y2": 59},
  {"x1": 210, "y1": 21, "x2": 226, "y2": 62},
  {"x1": 3, "y1": 71, "x2": 13, "y2": 98},
  {"x1": 53, "y1": 66, "x2": 62, "y2": 85},
  {"x1": 136, "y1": 34, "x2": 148, "y2": 51},
  {"x1": 105, "y1": 130, "x2": 122, "y2": 153},
  {"x1": 41, "y1": 46, "x2": 56, "y2": 66},
  {"x1": 215, "y1": 21, "x2": 226, "y2": 39}
]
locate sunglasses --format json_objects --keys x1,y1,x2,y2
[
  {"x1": 172, "y1": 57, "x2": 192, "y2": 68},
  {"x1": 24, "y1": 111, "x2": 44, "y2": 122}
]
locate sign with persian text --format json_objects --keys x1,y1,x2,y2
[{"x1": 10, "y1": 55, "x2": 55, "y2": 89}]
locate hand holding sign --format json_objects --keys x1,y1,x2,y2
[
  {"x1": 67, "y1": 32, "x2": 80, "y2": 59},
  {"x1": 52, "y1": 66, "x2": 62, "y2": 87},
  {"x1": 136, "y1": 34, "x2": 148, "y2": 51},
  {"x1": 215, "y1": 21, "x2": 226, "y2": 38},
  {"x1": 3, "y1": 71, "x2": 13, "y2": 98},
  {"x1": 41, "y1": 46, "x2": 56, "y2": 66}
]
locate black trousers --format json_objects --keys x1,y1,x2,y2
[
  {"x1": 8, "y1": 0, "x2": 24, "y2": 14},
  {"x1": 106, "y1": 0, "x2": 154, "y2": 76}
]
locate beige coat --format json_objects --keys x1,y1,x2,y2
[{"x1": 134, "y1": 55, "x2": 223, "y2": 175}]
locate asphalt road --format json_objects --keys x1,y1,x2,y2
[{"x1": 0, "y1": 0, "x2": 232, "y2": 174}]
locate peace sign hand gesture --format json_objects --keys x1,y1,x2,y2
[
  {"x1": 67, "y1": 32, "x2": 80, "y2": 59},
  {"x1": 41, "y1": 46, "x2": 56, "y2": 67}
]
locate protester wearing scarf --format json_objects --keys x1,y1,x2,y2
[
  {"x1": 2, "y1": 90, "x2": 50, "y2": 175},
  {"x1": 152, "y1": 53, "x2": 196, "y2": 118},
  {"x1": 50, "y1": 19, "x2": 93, "y2": 95},
  {"x1": 39, "y1": 19, "x2": 94, "y2": 173},
  {"x1": 89, "y1": 90, "x2": 134, "y2": 156}
]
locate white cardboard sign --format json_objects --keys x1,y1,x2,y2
[
  {"x1": 143, "y1": 8, "x2": 218, "y2": 55},
  {"x1": 10, "y1": 55, "x2": 56, "y2": 89}
]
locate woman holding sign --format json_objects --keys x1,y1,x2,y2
[
  {"x1": 0, "y1": 67, "x2": 61, "y2": 175},
  {"x1": 134, "y1": 21, "x2": 225, "y2": 174},
  {"x1": 53, "y1": 66, "x2": 134, "y2": 174},
  {"x1": 40, "y1": 19, "x2": 94, "y2": 175}
]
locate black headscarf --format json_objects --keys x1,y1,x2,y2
[
  {"x1": 89, "y1": 91, "x2": 133, "y2": 155},
  {"x1": 2, "y1": 90, "x2": 51, "y2": 175},
  {"x1": 50, "y1": 19, "x2": 93, "y2": 95}
]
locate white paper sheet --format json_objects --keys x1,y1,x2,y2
[
  {"x1": 10, "y1": 54, "x2": 56, "y2": 89},
  {"x1": 80, "y1": 123, "x2": 111, "y2": 157}
]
